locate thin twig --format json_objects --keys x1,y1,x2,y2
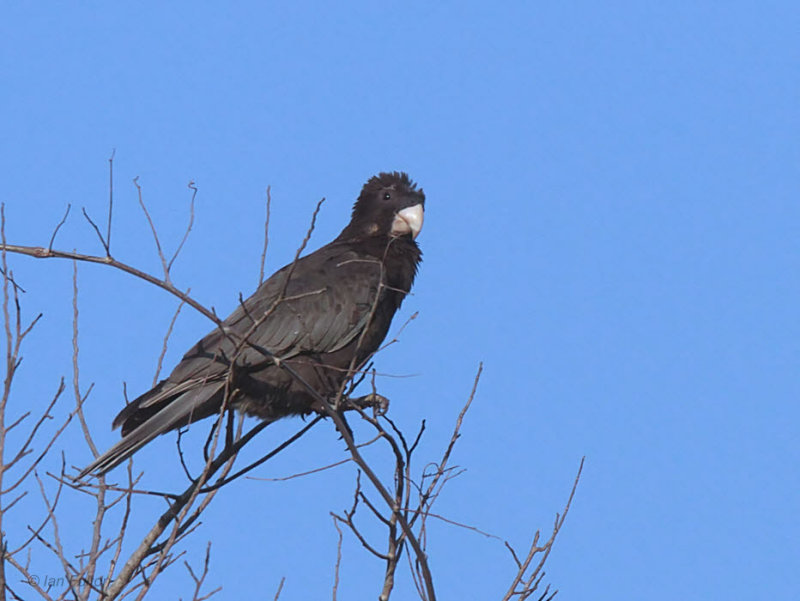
[
  {"x1": 3, "y1": 378, "x2": 64, "y2": 474},
  {"x1": 48, "y1": 204, "x2": 72, "y2": 251},
  {"x1": 410, "y1": 364, "x2": 482, "y2": 531},
  {"x1": 167, "y1": 181, "x2": 197, "y2": 273},
  {"x1": 278, "y1": 197, "x2": 325, "y2": 299},
  {"x1": 197, "y1": 417, "x2": 316, "y2": 494},
  {"x1": 248, "y1": 433, "x2": 381, "y2": 483},
  {"x1": 82, "y1": 207, "x2": 110, "y2": 254},
  {"x1": 259, "y1": 185, "x2": 272, "y2": 286},
  {"x1": 331, "y1": 516, "x2": 343, "y2": 601},
  {"x1": 153, "y1": 294, "x2": 188, "y2": 385},
  {"x1": 501, "y1": 457, "x2": 585, "y2": 601},
  {"x1": 133, "y1": 176, "x2": 171, "y2": 283},
  {"x1": 107, "y1": 149, "x2": 115, "y2": 255},
  {"x1": 3, "y1": 380, "x2": 71, "y2": 493},
  {"x1": 106, "y1": 461, "x2": 138, "y2": 589},
  {"x1": 0, "y1": 243, "x2": 220, "y2": 325},
  {"x1": 183, "y1": 542, "x2": 221, "y2": 601},
  {"x1": 72, "y1": 260, "x2": 99, "y2": 458}
]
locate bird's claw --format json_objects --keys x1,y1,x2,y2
[{"x1": 348, "y1": 392, "x2": 390, "y2": 417}]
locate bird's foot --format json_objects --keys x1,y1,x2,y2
[{"x1": 347, "y1": 392, "x2": 390, "y2": 417}]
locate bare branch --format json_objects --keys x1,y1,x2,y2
[
  {"x1": 4, "y1": 553, "x2": 57, "y2": 601},
  {"x1": 273, "y1": 577, "x2": 286, "y2": 600},
  {"x1": 153, "y1": 294, "x2": 188, "y2": 385},
  {"x1": 71, "y1": 259, "x2": 100, "y2": 460},
  {"x1": 3, "y1": 380, "x2": 71, "y2": 493},
  {"x1": 331, "y1": 516, "x2": 343, "y2": 601},
  {"x1": 183, "y1": 542, "x2": 221, "y2": 601},
  {"x1": 107, "y1": 148, "x2": 115, "y2": 254},
  {"x1": 167, "y1": 182, "x2": 197, "y2": 273},
  {"x1": 82, "y1": 206, "x2": 110, "y2": 255},
  {"x1": 3, "y1": 379, "x2": 65, "y2": 474},
  {"x1": 332, "y1": 473, "x2": 390, "y2": 561},
  {"x1": 501, "y1": 457, "x2": 584, "y2": 601},
  {"x1": 106, "y1": 462, "x2": 138, "y2": 588},
  {"x1": 0, "y1": 242, "x2": 221, "y2": 326},
  {"x1": 410, "y1": 364, "x2": 483, "y2": 532},
  {"x1": 377, "y1": 310, "x2": 419, "y2": 353},
  {"x1": 197, "y1": 416, "x2": 316, "y2": 494},
  {"x1": 133, "y1": 176, "x2": 172, "y2": 283},
  {"x1": 48, "y1": 204, "x2": 72, "y2": 252},
  {"x1": 2, "y1": 489, "x2": 26, "y2": 513},
  {"x1": 3, "y1": 409, "x2": 30, "y2": 433},
  {"x1": 248, "y1": 433, "x2": 381, "y2": 483},
  {"x1": 278, "y1": 197, "x2": 325, "y2": 299},
  {"x1": 259, "y1": 186, "x2": 272, "y2": 286}
]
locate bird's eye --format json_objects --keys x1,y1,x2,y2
[{"x1": 383, "y1": 192, "x2": 391, "y2": 200}]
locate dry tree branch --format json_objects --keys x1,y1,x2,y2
[
  {"x1": 4, "y1": 552, "x2": 56, "y2": 601},
  {"x1": 0, "y1": 205, "x2": 10, "y2": 601},
  {"x1": 320, "y1": 402, "x2": 438, "y2": 600},
  {"x1": 3, "y1": 380, "x2": 65, "y2": 476},
  {"x1": 271, "y1": 197, "x2": 324, "y2": 307},
  {"x1": 2, "y1": 381, "x2": 71, "y2": 496},
  {"x1": 106, "y1": 149, "x2": 115, "y2": 255},
  {"x1": 106, "y1": 412, "x2": 237, "y2": 597},
  {"x1": 196, "y1": 417, "x2": 320, "y2": 493},
  {"x1": 0, "y1": 243, "x2": 220, "y2": 327},
  {"x1": 133, "y1": 177, "x2": 172, "y2": 283},
  {"x1": 71, "y1": 263, "x2": 112, "y2": 600},
  {"x1": 48, "y1": 204, "x2": 72, "y2": 252},
  {"x1": 66, "y1": 412, "x2": 318, "y2": 504},
  {"x1": 135, "y1": 406, "x2": 256, "y2": 592},
  {"x1": 332, "y1": 472, "x2": 389, "y2": 561},
  {"x1": 415, "y1": 364, "x2": 482, "y2": 526},
  {"x1": 3, "y1": 410, "x2": 31, "y2": 435},
  {"x1": 249, "y1": 433, "x2": 381, "y2": 483},
  {"x1": 501, "y1": 457, "x2": 584, "y2": 601},
  {"x1": 183, "y1": 542, "x2": 221, "y2": 601},
  {"x1": 71, "y1": 261, "x2": 100, "y2": 463},
  {"x1": 414, "y1": 511, "x2": 503, "y2": 542},
  {"x1": 153, "y1": 294, "x2": 189, "y2": 386},
  {"x1": 29, "y1": 460, "x2": 82, "y2": 600},
  {"x1": 105, "y1": 462, "x2": 138, "y2": 593},
  {"x1": 326, "y1": 363, "x2": 483, "y2": 601},
  {"x1": 259, "y1": 186, "x2": 272, "y2": 286},
  {"x1": 376, "y1": 310, "x2": 419, "y2": 354},
  {"x1": 82, "y1": 207, "x2": 111, "y2": 255},
  {"x1": 331, "y1": 516, "x2": 343, "y2": 601},
  {"x1": 167, "y1": 182, "x2": 197, "y2": 274},
  {"x1": 101, "y1": 372, "x2": 315, "y2": 599},
  {"x1": 2, "y1": 491, "x2": 26, "y2": 514},
  {"x1": 273, "y1": 577, "x2": 286, "y2": 601},
  {"x1": 1, "y1": 208, "x2": 78, "y2": 600}
]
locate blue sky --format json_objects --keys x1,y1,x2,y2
[{"x1": 1, "y1": 2, "x2": 798, "y2": 599}]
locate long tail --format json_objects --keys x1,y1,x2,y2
[{"x1": 78, "y1": 383, "x2": 224, "y2": 478}]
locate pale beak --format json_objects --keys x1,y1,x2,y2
[{"x1": 390, "y1": 204, "x2": 424, "y2": 239}]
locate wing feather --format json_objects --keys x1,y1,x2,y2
[{"x1": 159, "y1": 246, "x2": 382, "y2": 387}]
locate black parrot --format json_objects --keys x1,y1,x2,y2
[{"x1": 81, "y1": 172, "x2": 424, "y2": 476}]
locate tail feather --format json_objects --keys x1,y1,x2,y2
[{"x1": 78, "y1": 383, "x2": 224, "y2": 478}]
